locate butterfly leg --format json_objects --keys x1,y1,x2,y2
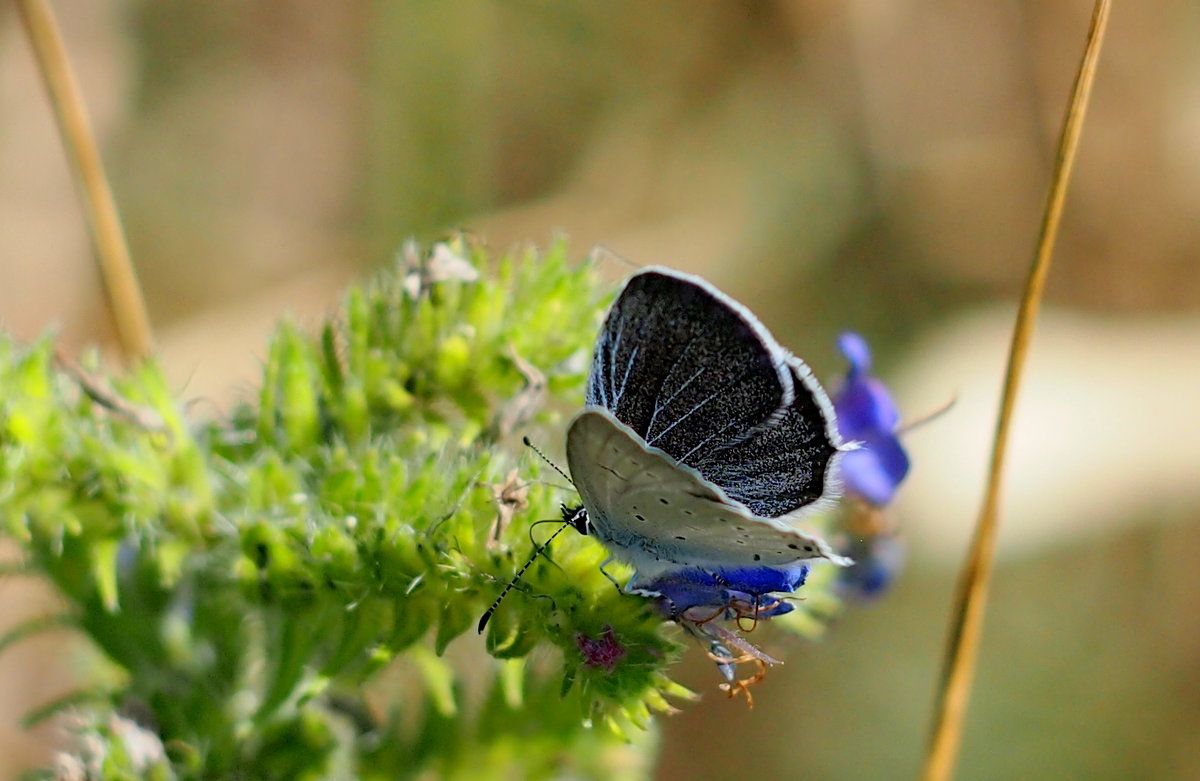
[
  {"x1": 707, "y1": 640, "x2": 740, "y2": 683},
  {"x1": 598, "y1": 557, "x2": 623, "y2": 592},
  {"x1": 719, "y1": 657, "x2": 768, "y2": 709},
  {"x1": 731, "y1": 595, "x2": 787, "y2": 632},
  {"x1": 679, "y1": 604, "x2": 729, "y2": 627},
  {"x1": 706, "y1": 642, "x2": 768, "y2": 709}
]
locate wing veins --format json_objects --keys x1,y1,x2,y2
[
  {"x1": 675, "y1": 420, "x2": 738, "y2": 465},
  {"x1": 645, "y1": 363, "x2": 706, "y2": 441},
  {"x1": 606, "y1": 319, "x2": 626, "y2": 407},
  {"x1": 614, "y1": 344, "x2": 639, "y2": 407},
  {"x1": 646, "y1": 365, "x2": 759, "y2": 449}
]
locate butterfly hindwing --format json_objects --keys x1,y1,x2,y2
[{"x1": 566, "y1": 408, "x2": 847, "y2": 571}]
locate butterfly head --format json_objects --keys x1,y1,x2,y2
[{"x1": 561, "y1": 504, "x2": 591, "y2": 536}]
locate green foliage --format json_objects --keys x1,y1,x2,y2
[{"x1": 0, "y1": 240, "x2": 835, "y2": 779}]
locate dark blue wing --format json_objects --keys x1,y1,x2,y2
[
  {"x1": 690, "y1": 359, "x2": 841, "y2": 517},
  {"x1": 586, "y1": 267, "x2": 841, "y2": 519},
  {"x1": 586, "y1": 267, "x2": 792, "y2": 463}
]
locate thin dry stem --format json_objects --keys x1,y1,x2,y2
[
  {"x1": 919, "y1": 2, "x2": 1112, "y2": 779},
  {"x1": 16, "y1": 0, "x2": 153, "y2": 363}
]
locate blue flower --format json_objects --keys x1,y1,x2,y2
[
  {"x1": 830, "y1": 332, "x2": 910, "y2": 601},
  {"x1": 836, "y1": 532, "x2": 905, "y2": 600},
  {"x1": 832, "y1": 332, "x2": 910, "y2": 507}
]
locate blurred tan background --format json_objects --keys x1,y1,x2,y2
[{"x1": 2, "y1": 1, "x2": 1198, "y2": 778}]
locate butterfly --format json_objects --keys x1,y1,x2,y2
[
  {"x1": 562, "y1": 267, "x2": 851, "y2": 684},
  {"x1": 480, "y1": 266, "x2": 852, "y2": 699}
]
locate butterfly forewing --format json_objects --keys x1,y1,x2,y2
[
  {"x1": 587, "y1": 268, "x2": 845, "y2": 519},
  {"x1": 586, "y1": 268, "x2": 794, "y2": 467},
  {"x1": 691, "y1": 359, "x2": 843, "y2": 518}
]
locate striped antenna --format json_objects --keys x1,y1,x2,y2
[{"x1": 477, "y1": 519, "x2": 573, "y2": 634}]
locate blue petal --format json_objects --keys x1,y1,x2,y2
[
  {"x1": 839, "y1": 438, "x2": 910, "y2": 506},
  {"x1": 835, "y1": 375, "x2": 901, "y2": 437},
  {"x1": 838, "y1": 331, "x2": 874, "y2": 376},
  {"x1": 837, "y1": 533, "x2": 905, "y2": 601},
  {"x1": 833, "y1": 333, "x2": 910, "y2": 505}
]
